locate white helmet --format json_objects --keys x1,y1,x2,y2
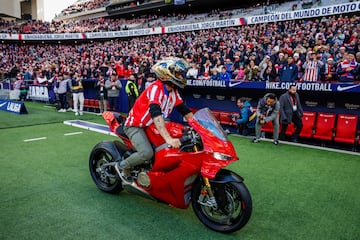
[{"x1": 152, "y1": 57, "x2": 189, "y2": 89}]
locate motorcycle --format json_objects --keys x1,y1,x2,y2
[{"x1": 89, "y1": 108, "x2": 252, "y2": 233}]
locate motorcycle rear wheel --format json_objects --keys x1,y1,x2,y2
[
  {"x1": 89, "y1": 144, "x2": 123, "y2": 193},
  {"x1": 191, "y1": 180, "x2": 252, "y2": 233}
]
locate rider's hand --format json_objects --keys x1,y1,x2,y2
[{"x1": 166, "y1": 137, "x2": 181, "y2": 148}]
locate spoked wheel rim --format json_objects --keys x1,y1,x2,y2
[
  {"x1": 91, "y1": 150, "x2": 119, "y2": 190},
  {"x1": 200, "y1": 184, "x2": 243, "y2": 225},
  {"x1": 192, "y1": 179, "x2": 252, "y2": 233}
]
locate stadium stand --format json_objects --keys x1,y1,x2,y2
[{"x1": 0, "y1": 0, "x2": 359, "y2": 151}]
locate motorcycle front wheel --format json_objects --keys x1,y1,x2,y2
[
  {"x1": 191, "y1": 180, "x2": 252, "y2": 233},
  {"x1": 89, "y1": 143, "x2": 123, "y2": 194}
]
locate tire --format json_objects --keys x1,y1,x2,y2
[
  {"x1": 191, "y1": 179, "x2": 252, "y2": 233},
  {"x1": 89, "y1": 142, "x2": 123, "y2": 194}
]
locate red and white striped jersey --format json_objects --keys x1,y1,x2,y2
[
  {"x1": 124, "y1": 80, "x2": 183, "y2": 127},
  {"x1": 303, "y1": 60, "x2": 320, "y2": 82}
]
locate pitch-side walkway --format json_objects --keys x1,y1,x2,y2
[{"x1": 64, "y1": 120, "x2": 360, "y2": 156}]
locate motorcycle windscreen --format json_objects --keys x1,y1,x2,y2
[{"x1": 193, "y1": 108, "x2": 228, "y2": 141}]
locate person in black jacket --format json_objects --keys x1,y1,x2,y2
[
  {"x1": 95, "y1": 73, "x2": 108, "y2": 114},
  {"x1": 279, "y1": 84, "x2": 303, "y2": 142}
]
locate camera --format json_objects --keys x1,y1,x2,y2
[{"x1": 227, "y1": 114, "x2": 238, "y2": 119}]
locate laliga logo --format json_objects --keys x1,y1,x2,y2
[{"x1": 7, "y1": 102, "x2": 21, "y2": 113}]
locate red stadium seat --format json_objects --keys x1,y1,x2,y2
[
  {"x1": 333, "y1": 114, "x2": 358, "y2": 145},
  {"x1": 93, "y1": 99, "x2": 99, "y2": 109},
  {"x1": 313, "y1": 112, "x2": 336, "y2": 141},
  {"x1": 219, "y1": 112, "x2": 237, "y2": 126},
  {"x1": 261, "y1": 120, "x2": 274, "y2": 133},
  {"x1": 219, "y1": 112, "x2": 232, "y2": 126},
  {"x1": 84, "y1": 99, "x2": 91, "y2": 111},
  {"x1": 88, "y1": 99, "x2": 97, "y2": 112},
  {"x1": 299, "y1": 112, "x2": 316, "y2": 138},
  {"x1": 285, "y1": 122, "x2": 295, "y2": 135},
  {"x1": 210, "y1": 110, "x2": 221, "y2": 122}
]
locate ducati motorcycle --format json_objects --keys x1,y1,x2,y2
[{"x1": 89, "y1": 108, "x2": 252, "y2": 233}]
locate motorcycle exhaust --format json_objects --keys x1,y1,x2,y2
[{"x1": 114, "y1": 164, "x2": 157, "y2": 201}]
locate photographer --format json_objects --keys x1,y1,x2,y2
[
  {"x1": 252, "y1": 93, "x2": 280, "y2": 145},
  {"x1": 95, "y1": 73, "x2": 108, "y2": 114},
  {"x1": 231, "y1": 97, "x2": 256, "y2": 136},
  {"x1": 105, "y1": 72, "x2": 122, "y2": 111}
]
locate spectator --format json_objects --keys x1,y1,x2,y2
[
  {"x1": 279, "y1": 56, "x2": 298, "y2": 82},
  {"x1": 258, "y1": 55, "x2": 271, "y2": 80},
  {"x1": 279, "y1": 85, "x2": 303, "y2": 143},
  {"x1": 263, "y1": 60, "x2": 277, "y2": 82},
  {"x1": 95, "y1": 73, "x2": 108, "y2": 114},
  {"x1": 234, "y1": 64, "x2": 245, "y2": 81},
  {"x1": 202, "y1": 59, "x2": 213, "y2": 78},
  {"x1": 211, "y1": 68, "x2": 220, "y2": 80},
  {"x1": 71, "y1": 73, "x2": 84, "y2": 116},
  {"x1": 19, "y1": 80, "x2": 28, "y2": 101},
  {"x1": 64, "y1": 72, "x2": 73, "y2": 111},
  {"x1": 125, "y1": 74, "x2": 139, "y2": 111},
  {"x1": 105, "y1": 71, "x2": 122, "y2": 111},
  {"x1": 293, "y1": 52, "x2": 304, "y2": 80},
  {"x1": 252, "y1": 93, "x2": 280, "y2": 145},
  {"x1": 186, "y1": 62, "x2": 199, "y2": 80},
  {"x1": 320, "y1": 57, "x2": 337, "y2": 82},
  {"x1": 54, "y1": 73, "x2": 68, "y2": 113},
  {"x1": 336, "y1": 53, "x2": 359, "y2": 83},
  {"x1": 302, "y1": 52, "x2": 321, "y2": 82},
  {"x1": 219, "y1": 66, "x2": 231, "y2": 81},
  {"x1": 244, "y1": 60, "x2": 259, "y2": 81},
  {"x1": 224, "y1": 58, "x2": 234, "y2": 76}
]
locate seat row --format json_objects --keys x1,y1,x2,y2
[
  {"x1": 84, "y1": 98, "x2": 110, "y2": 112},
  {"x1": 198, "y1": 108, "x2": 359, "y2": 150},
  {"x1": 261, "y1": 112, "x2": 359, "y2": 148}
]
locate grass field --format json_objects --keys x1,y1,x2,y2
[{"x1": 0, "y1": 102, "x2": 359, "y2": 240}]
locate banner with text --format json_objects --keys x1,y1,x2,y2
[
  {"x1": 186, "y1": 79, "x2": 360, "y2": 93},
  {"x1": 28, "y1": 85, "x2": 49, "y2": 102},
  {"x1": 247, "y1": 2, "x2": 360, "y2": 24},
  {"x1": 0, "y1": 99, "x2": 28, "y2": 114},
  {"x1": 1, "y1": 3, "x2": 358, "y2": 41}
]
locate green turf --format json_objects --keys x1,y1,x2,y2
[
  {"x1": 0, "y1": 103, "x2": 359, "y2": 240},
  {"x1": 0, "y1": 101, "x2": 105, "y2": 129}
]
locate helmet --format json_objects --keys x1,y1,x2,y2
[{"x1": 151, "y1": 57, "x2": 189, "y2": 89}]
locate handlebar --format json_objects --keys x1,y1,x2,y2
[{"x1": 180, "y1": 135, "x2": 193, "y2": 144}]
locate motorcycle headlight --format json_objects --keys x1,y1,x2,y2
[{"x1": 213, "y1": 152, "x2": 233, "y2": 161}]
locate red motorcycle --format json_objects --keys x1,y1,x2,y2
[{"x1": 89, "y1": 108, "x2": 252, "y2": 233}]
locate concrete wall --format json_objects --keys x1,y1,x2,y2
[{"x1": 0, "y1": 0, "x2": 22, "y2": 19}]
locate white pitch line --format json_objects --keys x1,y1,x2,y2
[
  {"x1": 24, "y1": 137, "x2": 47, "y2": 142},
  {"x1": 64, "y1": 132, "x2": 83, "y2": 136}
]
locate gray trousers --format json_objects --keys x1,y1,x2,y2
[
  {"x1": 255, "y1": 116, "x2": 279, "y2": 141},
  {"x1": 123, "y1": 126, "x2": 154, "y2": 168}
]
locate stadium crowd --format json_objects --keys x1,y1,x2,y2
[
  {"x1": 1, "y1": 14, "x2": 360, "y2": 85},
  {"x1": 58, "y1": 0, "x2": 111, "y2": 16},
  {"x1": 0, "y1": 10, "x2": 236, "y2": 34}
]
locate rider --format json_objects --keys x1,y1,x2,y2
[{"x1": 119, "y1": 57, "x2": 194, "y2": 182}]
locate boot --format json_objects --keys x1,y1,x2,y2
[{"x1": 118, "y1": 161, "x2": 132, "y2": 183}]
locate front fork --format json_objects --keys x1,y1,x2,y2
[
  {"x1": 199, "y1": 177, "x2": 218, "y2": 209},
  {"x1": 194, "y1": 143, "x2": 218, "y2": 208}
]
